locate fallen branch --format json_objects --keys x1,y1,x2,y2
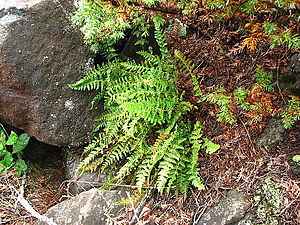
[{"x1": 11, "y1": 186, "x2": 57, "y2": 225}]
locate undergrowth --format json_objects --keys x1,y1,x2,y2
[
  {"x1": 71, "y1": 0, "x2": 300, "y2": 199},
  {"x1": 0, "y1": 124, "x2": 29, "y2": 176},
  {"x1": 70, "y1": 24, "x2": 219, "y2": 197},
  {"x1": 73, "y1": 0, "x2": 300, "y2": 58}
]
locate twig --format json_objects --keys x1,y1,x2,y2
[
  {"x1": 126, "y1": 191, "x2": 140, "y2": 225},
  {"x1": 129, "y1": 189, "x2": 155, "y2": 225},
  {"x1": 193, "y1": 204, "x2": 208, "y2": 225},
  {"x1": 0, "y1": 123, "x2": 9, "y2": 136},
  {"x1": 67, "y1": 180, "x2": 163, "y2": 189},
  {"x1": 11, "y1": 186, "x2": 57, "y2": 225},
  {"x1": 238, "y1": 116, "x2": 255, "y2": 149}
]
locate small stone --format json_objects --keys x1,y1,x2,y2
[
  {"x1": 35, "y1": 188, "x2": 127, "y2": 225},
  {"x1": 256, "y1": 119, "x2": 285, "y2": 147}
]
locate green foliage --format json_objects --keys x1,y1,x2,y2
[
  {"x1": 0, "y1": 125, "x2": 29, "y2": 176},
  {"x1": 234, "y1": 88, "x2": 251, "y2": 110},
  {"x1": 73, "y1": 0, "x2": 299, "y2": 59},
  {"x1": 72, "y1": 0, "x2": 132, "y2": 56},
  {"x1": 201, "y1": 88, "x2": 237, "y2": 124},
  {"x1": 255, "y1": 67, "x2": 274, "y2": 92},
  {"x1": 270, "y1": 30, "x2": 300, "y2": 49},
  {"x1": 71, "y1": 26, "x2": 219, "y2": 196},
  {"x1": 292, "y1": 155, "x2": 300, "y2": 162},
  {"x1": 281, "y1": 96, "x2": 300, "y2": 128}
]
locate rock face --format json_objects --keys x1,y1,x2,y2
[
  {"x1": 0, "y1": 0, "x2": 100, "y2": 147},
  {"x1": 196, "y1": 190, "x2": 251, "y2": 225},
  {"x1": 36, "y1": 188, "x2": 127, "y2": 225}
]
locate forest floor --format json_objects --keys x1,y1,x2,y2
[
  {"x1": 0, "y1": 152, "x2": 66, "y2": 225},
  {"x1": 131, "y1": 14, "x2": 300, "y2": 224},
  {"x1": 1, "y1": 14, "x2": 300, "y2": 225}
]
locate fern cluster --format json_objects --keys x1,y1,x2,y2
[{"x1": 70, "y1": 26, "x2": 219, "y2": 197}]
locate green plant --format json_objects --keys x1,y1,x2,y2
[
  {"x1": 73, "y1": 0, "x2": 299, "y2": 59},
  {"x1": 72, "y1": 0, "x2": 132, "y2": 56},
  {"x1": 70, "y1": 24, "x2": 219, "y2": 197},
  {"x1": 234, "y1": 88, "x2": 251, "y2": 110},
  {"x1": 0, "y1": 125, "x2": 30, "y2": 176},
  {"x1": 201, "y1": 88, "x2": 237, "y2": 124},
  {"x1": 255, "y1": 67, "x2": 275, "y2": 92},
  {"x1": 270, "y1": 30, "x2": 300, "y2": 49},
  {"x1": 281, "y1": 96, "x2": 300, "y2": 128},
  {"x1": 292, "y1": 155, "x2": 300, "y2": 162}
]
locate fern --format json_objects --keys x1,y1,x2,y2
[
  {"x1": 255, "y1": 67, "x2": 274, "y2": 92},
  {"x1": 281, "y1": 96, "x2": 300, "y2": 128},
  {"x1": 72, "y1": 25, "x2": 219, "y2": 197}
]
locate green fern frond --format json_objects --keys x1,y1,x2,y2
[
  {"x1": 76, "y1": 144, "x2": 105, "y2": 175},
  {"x1": 137, "y1": 51, "x2": 162, "y2": 66},
  {"x1": 69, "y1": 66, "x2": 105, "y2": 91},
  {"x1": 174, "y1": 49, "x2": 197, "y2": 78},
  {"x1": 156, "y1": 149, "x2": 181, "y2": 194},
  {"x1": 72, "y1": 25, "x2": 219, "y2": 197},
  {"x1": 116, "y1": 147, "x2": 147, "y2": 180}
]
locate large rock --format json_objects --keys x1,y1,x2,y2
[
  {"x1": 0, "y1": 0, "x2": 100, "y2": 147},
  {"x1": 196, "y1": 190, "x2": 251, "y2": 225},
  {"x1": 36, "y1": 188, "x2": 127, "y2": 225}
]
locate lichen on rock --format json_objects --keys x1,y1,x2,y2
[{"x1": 253, "y1": 177, "x2": 283, "y2": 225}]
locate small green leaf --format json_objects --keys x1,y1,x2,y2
[
  {"x1": 0, "y1": 127, "x2": 6, "y2": 143},
  {"x1": 292, "y1": 155, "x2": 300, "y2": 163},
  {"x1": 6, "y1": 132, "x2": 18, "y2": 145},
  {"x1": 12, "y1": 133, "x2": 30, "y2": 154},
  {"x1": 0, "y1": 148, "x2": 7, "y2": 158},
  {"x1": 0, "y1": 152, "x2": 14, "y2": 167},
  {"x1": 195, "y1": 91, "x2": 203, "y2": 97},
  {"x1": 0, "y1": 164, "x2": 6, "y2": 173},
  {"x1": 135, "y1": 39, "x2": 148, "y2": 46},
  {"x1": 203, "y1": 139, "x2": 220, "y2": 154},
  {"x1": 0, "y1": 143, "x2": 5, "y2": 152},
  {"x1": 193, "y1": 85, "x2": 200, "y2": 91},
  {"x1": 15, "y1": 159, "x2": 27, "y2": 176}
]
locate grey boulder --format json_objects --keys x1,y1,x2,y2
[{"x1": 0, "y1": 0, "x2": 100, "y2": 147}]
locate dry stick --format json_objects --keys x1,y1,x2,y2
[
  {"x1": 126, "y1": 191, "x2": 140, "y2": 225},
  {"x1": 11, "y1": 186, "x2": 57, "y2": 225},
  {"x1": 129, "y1": 189, "x2": 155, "y2": 225},
  {"x1": 238, "y1": 116, "x2": 255, "y2": 149},
  {"x1": 194, "y1": 204, "x2": 208, "y2": 225}
]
